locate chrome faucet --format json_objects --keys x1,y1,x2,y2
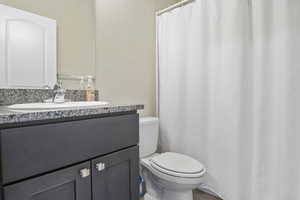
[{"x1": 52, "y1": 82, "x2": 65, "y2": 103}]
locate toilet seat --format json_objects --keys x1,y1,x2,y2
[{"x1": 149, "y1": 152, "x2": 205, "y2": 178}]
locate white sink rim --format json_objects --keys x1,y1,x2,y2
[{"x1": 6, "y1": 101, "x2": 109, "y2": 111}]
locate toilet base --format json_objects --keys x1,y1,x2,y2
[
  {"x1": 144, "y1": 193, "x2": 158, "y2": 200},
  {"x1": 144, "y1": 190, "x2": 193, "y2": 200},
  {"x1": 162, "y1": 190, "x2": 193, "y2": 200},
  {"x1": 141, "y1": 154, "x2": 204, "y2": 200}
]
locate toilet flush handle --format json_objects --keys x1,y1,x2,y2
[{"x1": 96, "y1": 163, "x2": 106, "y2": 172}]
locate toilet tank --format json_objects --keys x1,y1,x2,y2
[{"x1": 139, "y1": 117, "x2": 159, "y2": 158}]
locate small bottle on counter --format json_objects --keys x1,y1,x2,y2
[
  {"x1": 85, "y1": 75, "x2": 95, "y2": 101},
  {"x1": 79, "y1": 76, "x2": 85, "y2": 90}
]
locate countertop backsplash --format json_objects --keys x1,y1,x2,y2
[{"x1": 0, "y1": 89, "x2": 99, "y2": 106}]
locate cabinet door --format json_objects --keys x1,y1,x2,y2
[
  {"x1": 92, "y1": 146, "x2": 139, "y2": 200},
  {"x1": 3, "y1": 162, "x2": 91, "y2": 200}
]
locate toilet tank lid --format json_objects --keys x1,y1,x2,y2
[{"x1": 139, "y1": 117, "x2": 159, "y2": 125}]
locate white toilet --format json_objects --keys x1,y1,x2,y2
[{"x1": 139, "y1": 117, "x2": 206, "y2": 200}]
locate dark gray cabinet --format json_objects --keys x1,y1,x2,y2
[
  {"x1": 4, "y1": 162, "x2": 91, "y2": 200},
  {"x1": 3, "y1": 147, "x2": 139, "y2": 200},
  {"x1": 1, "y1": 114, "x2": 139, "y2": 184},
  {"x1": 0, "y1": 113, "x2": 140, "y2": 200},
  {"x1": 92, "y1": 146, "x2": 139, "y2": 200}
]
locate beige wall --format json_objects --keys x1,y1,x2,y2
[
  {"x1": 0, "y1": 0, "x2": 96, "y2": 89},
  {"x1": 95, "y1": 0, "x2": 180, "y2": 116},
  {"x1": 0, "y1": 0, "x2": 180, "y2": 114}
]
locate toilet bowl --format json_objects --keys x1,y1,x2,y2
[{"x1": 139, "y1": 118, "x2": 206, "y2": 200}]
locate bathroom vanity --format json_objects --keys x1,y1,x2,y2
[{"x1": 0, "y1": 96, "x2": 143, "y2": 200}]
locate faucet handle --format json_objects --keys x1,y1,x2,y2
[
  {"x1": 53, "y1": 82, "x2": 63, "y2": 90},
  {"x1": 52, "y1": 82, "x2": 65, "y2": 103}
]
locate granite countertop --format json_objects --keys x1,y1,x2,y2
[{"x1": 0, "y1": 104, "x2": 144, "y2": 126}]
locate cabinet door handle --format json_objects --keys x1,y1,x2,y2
[
  {"x1": 96, "y1": 163, "x2": 106, "y2": 172},
  {"x1": 80, "y1": 168, "x2": 91, "y2": 178}
]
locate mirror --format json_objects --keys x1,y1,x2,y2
[{"x1": 0, "y1": 2, "x2": 95, "y2": 89}]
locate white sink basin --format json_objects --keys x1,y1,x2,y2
[{"x1": 7, "y1": 101, "x2": 109, "y2": 111}]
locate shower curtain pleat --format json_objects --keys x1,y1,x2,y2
[{"x1": 157, "y1": 0, "x2": 300, "y2": 200}]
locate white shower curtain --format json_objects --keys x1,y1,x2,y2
[{"x1": 157, "y1": 1, "x2": 300, "y2": 200}]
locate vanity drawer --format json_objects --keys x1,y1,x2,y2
[{"x1": 0, "y1": 114, "x2": 139, "y2": 184}]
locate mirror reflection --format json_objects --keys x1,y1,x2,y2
[{"x1": 0, "y1": 2, "x2": 95, "y2": 89}]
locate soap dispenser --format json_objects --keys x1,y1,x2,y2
[
  {"x1": 79, "y1": 76, "x2": 85, "y2": 90},
  {"x1": 85, "y1": 76, "x2": 95, "y2": 101}
]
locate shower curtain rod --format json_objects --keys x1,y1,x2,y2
[{"x1": 156, "y1": 0, "x2": 195, "y2": 16}]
